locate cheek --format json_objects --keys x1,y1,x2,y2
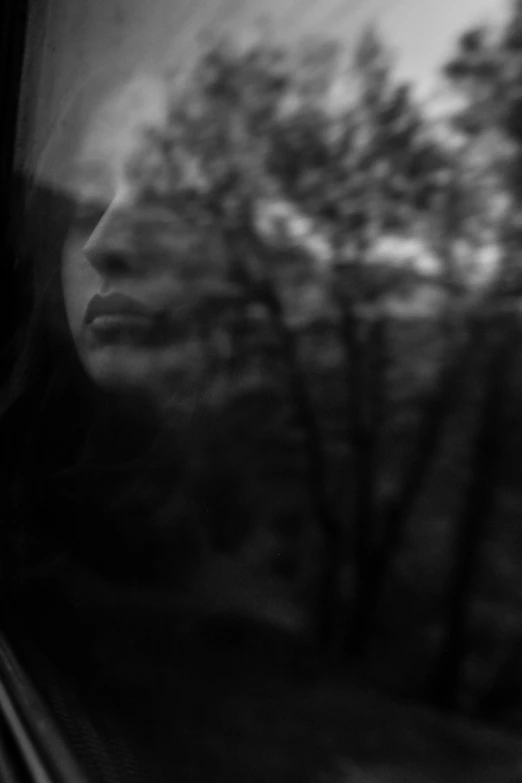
[{"x1": 61, "y1": 236, "x2": 97, "y2": 336}]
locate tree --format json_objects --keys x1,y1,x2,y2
[
  {"x1": 426, "y1": 0, "x2": 522, "y2": 708},
  {"x1": 267, "y1": 27, "x2": 472, "y2": 659},
  {"x1": 125, "y1": 23, "x2": 506, "y2": 681}
]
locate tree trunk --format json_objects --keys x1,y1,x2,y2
[
  {"x1": 228, "y1": 224, "x2": 343, "y2": 656},
  {"x1": 343, "y1": 309, "x2": 383, "y2": 657},
  {"x1": 429, "y1": 314, "x2": 516, "y2": 711},
  {"x1": 349, "y1": 318, "x2": 474, "y2": 658}
]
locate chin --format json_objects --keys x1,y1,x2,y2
[
  {"x1": 84, "y1": 345, "x2": 162, "y2": 399},
  {"x1": 82, "y1": 343, "x2": 199, "y2": 415},
  {"x1": 79, "y1": 333, "x2": 207, "y2": 417}
]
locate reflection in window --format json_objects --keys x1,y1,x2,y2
[{"x1": 3, "y1": 1, "x2": 522, "y2": 781}]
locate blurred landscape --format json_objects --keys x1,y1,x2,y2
[{"x1": 14, "y1": 0, "x2": 522, "y2": 778}]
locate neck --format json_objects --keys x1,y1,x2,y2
[{"x1": 89, "y1": 386, "x2": 167, "y2": 465}]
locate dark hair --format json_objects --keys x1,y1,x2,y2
[
  {"x1": 0, "y1": 72, "x2": 205, "y2": 592},
  {"x1": 0, "y1": 226, "x2": 204, "y2": 597},
  {"x1": 0, "y1": 174, "x2": 88, "y2": 580}
]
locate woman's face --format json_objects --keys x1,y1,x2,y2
[{"x1": 61, "y1": 80, "x2": 220, "y2": 409}]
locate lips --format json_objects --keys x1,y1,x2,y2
[
  {"x1": 85, "y1": 293, "x2": 157, "y2": 326},
  {"x1": 84, "y1": 293, "x2": 165, "y2": 344},
  {"x1": 84, "y1": 292, "x2": 192, "y2": 348}
]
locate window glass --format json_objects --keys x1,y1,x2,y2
[{"x1": 4, "y1": 1, "x2": 522, "y2": 781}]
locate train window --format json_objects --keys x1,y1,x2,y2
[{"x1": 2, "y1": 1, "x2": 522, "y2": 781}]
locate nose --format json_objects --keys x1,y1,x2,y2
[{"x1": 83, "y1": 202, "x2": 143, "y2": 276}]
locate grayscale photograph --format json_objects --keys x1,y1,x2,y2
[{"x1": 1, "y1": 0, "x2": 522, "y2": 780}]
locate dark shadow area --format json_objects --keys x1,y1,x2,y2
[{"x1": 4, "y1": 4, "x2": 522, "y2": 782}]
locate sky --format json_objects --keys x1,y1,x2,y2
[
  {"x1": 23, "y1": 0, "x2": 511, "y2": 177},
  {"x1": 158, "y1": 0, "x2": 509, "y2": 98},
  {"x1": 376, "y1": 0, "x2": 509, "y2": 98}
]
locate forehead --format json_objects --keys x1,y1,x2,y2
[{"x1": 70, "y1": 75, "x2": 168, "y2": 200}]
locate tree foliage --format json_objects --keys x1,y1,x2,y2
[{"x1": 117, "y1": 12, "x2": 522, "y2": 715}]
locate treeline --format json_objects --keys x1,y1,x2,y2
[{"x1": 54, "y1": 0, "x2": 522, "y2": 726}]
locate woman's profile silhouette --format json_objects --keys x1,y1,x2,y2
[{"x1": 0, "y1": 70, "x2": 281, "y2": 783}]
